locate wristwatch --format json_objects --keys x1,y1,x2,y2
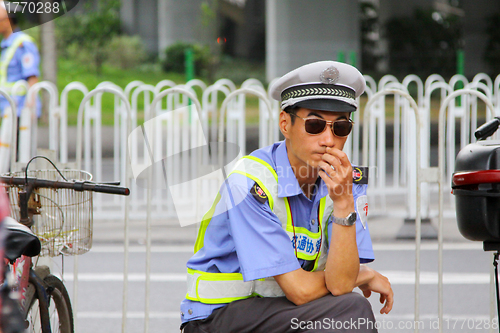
[{"x1": 333, "y1": 212, "x2": 357, "y2": 226}]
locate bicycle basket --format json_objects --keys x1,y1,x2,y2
[{"x1": 2, "y1": 170, "x2": 93, "y2": 257}]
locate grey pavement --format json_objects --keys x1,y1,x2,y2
[
  {"x1": 87, "y1": 204, "x2": 465, "y2": 246},
  {"x1": 58, "y1": 240, "x2": 493, "y2": 333},
  {"x1": 36, "y1": 125, "x2": 493, "y2": 332},
  {"x1": 88, "y1": 210, "x2": 466, "y2": 249}
]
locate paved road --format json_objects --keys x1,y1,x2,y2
[
  {"x1": 48, "y1": 241, "x2": 495, "y2": 333},
  {"x1": 33, "y1": 153, "x2": 493, "y2": 333}
]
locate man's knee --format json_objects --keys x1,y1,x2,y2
[
  {"x1": 314, "y1": 293, "x2": 377, "y2": 332},
  {"x1": 341, "y1": 292, "x2": 371, "y2": 306},
  {"x1": 336, "y1": 292, "x2": 375, "y2": 318}
]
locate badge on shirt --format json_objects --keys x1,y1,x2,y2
[
  {"x1": 352, "y1": 166, "x2": 369, "y2": 185},
  {"x1": 22, "y1": 53, "x2": 34, "y2": 69},
  {"x1": 356, "y1": 195, "x2": 368, "y2": 229},
  {"x1": 250, "y1": 182, "x2": 268, "y2": 204}
]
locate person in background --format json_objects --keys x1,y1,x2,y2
[{"x1": 0, "y1": 1, "x2": 40, "y2": 117}]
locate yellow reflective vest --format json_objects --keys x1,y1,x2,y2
[
  {"x1": 186, "y1": 155, "x2": 334, "y2": 304},
  {"x1": 0, "y1": 34, "x2": 33, "y2": 94}
]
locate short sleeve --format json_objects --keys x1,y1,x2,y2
[
  {"x1": 223, "y1": 175, "x2": 301, "y2": 281},
  {"x1": 19, "y1": 41, "x2": 40, "y2": 79},
  {"x1": 327, "y1": 183, "x2": 374, "y2": 263}
]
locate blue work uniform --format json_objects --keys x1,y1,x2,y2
[
  {"x1": 180, "y1": 141, "x2": 374, "y2": 323},
  {"x1": 0, "y1": 29, "x2": 41, "y2": 116}
]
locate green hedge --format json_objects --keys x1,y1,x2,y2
[{"x1": 162, "y1": 42, "x2": 211, "y2": 77}]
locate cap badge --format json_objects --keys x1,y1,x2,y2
[{"x1": 320, "y1": 66, "x2": 340, "y2": 84}]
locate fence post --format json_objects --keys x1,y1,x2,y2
[
  {"x1": 456, "y1": 49, "x2": 465, "y2": 106},
  {"x1": 349, "y1": 51, "x2": 357, "y2": 67},
  {"x1": 363, "y1": 88, "x2": 423, "y2": 332},
  {"x1": 185, "y1": 48, "x2": 195, "y2": 82},
  {"x1": 76, "y1": 87, "x2": 132, "y2": 333},
  {"x1": 0, "y1": 90, "x2": 17, "y2": 171},
  {"x1": 438, "y1": 89, "x2": 494, "y2": 333},
  {"x1": 336, "y1": 50, "x2": 345, "y2": 63}
]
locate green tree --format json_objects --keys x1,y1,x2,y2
[
  {"x1": 198, "y1": 0, "x2": 219, "y2": 81},
  {"x1": 386, "y1": 9, "x2": 462, "y2": 78},
  {"x1": 162, "y1": 42, "x2": 211, "y2": 77},
  {"x1": 56, "y1": 0, "x2": 121, "y2": 74},
  {"x1": 484, "y1": 13, "x2": 500, "y2": 76}
]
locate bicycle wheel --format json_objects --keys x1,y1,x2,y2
[{"x1": 23, "y1": 275, "x2": 74, "y2": 333}]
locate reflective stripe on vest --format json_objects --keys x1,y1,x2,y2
[
  {"x1": 185, "y1": 268, "x2": 284, "y2": 304},
  {"x1": 187, "y1": 155, "x2": 334, "y2": 304},
  {"x1": 0, "y1": 34, "x2": 33, "y2": 94}
]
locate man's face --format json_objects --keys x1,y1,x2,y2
[{"x1": 280, "y1": 107, "x2": 350, "y2": 171}]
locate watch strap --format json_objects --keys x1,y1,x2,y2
[{"x1": 332, "y1": 212, "x2": 357, "y2": 226}]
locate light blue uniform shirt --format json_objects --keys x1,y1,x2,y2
[
  {"x1": 180, "y1": 141, "x2": 374, "y2": 323},
  {"x1": 0, "y1": 30, "x2": 41, "y2": 116}
]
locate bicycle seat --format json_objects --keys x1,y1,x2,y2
[{"x1": 3, "y1": 216, "x2": 41, "y2": 261}]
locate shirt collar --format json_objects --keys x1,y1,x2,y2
[
  {"x1": 275, "y1": 141, "x2": 329, "y2": 199},
  {"x1": 1, "y1": 29, "x2": 22, "y2": 48}
]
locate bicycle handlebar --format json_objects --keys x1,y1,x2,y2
[{"x1": 0, "y1": 176, "x2": 130, "y2": 196}]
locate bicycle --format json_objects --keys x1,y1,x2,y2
[{"x1": 0, "y1": 156, "x2": 130, "y2": 333}]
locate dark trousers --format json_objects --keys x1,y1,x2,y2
[{"x1": 182, "y1": 293, "x2": 378, "y2": 333}]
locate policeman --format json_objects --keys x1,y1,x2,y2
[
  {"x1": 180, "y1": 61, "x2": 394, "y2": 332},
  {"x1": 0, "y1": 1, "x2": 40, "y2": 116}
]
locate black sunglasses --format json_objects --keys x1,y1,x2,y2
[{"x1": 289, "y1": 113, "x2": 354, "y2": 137}]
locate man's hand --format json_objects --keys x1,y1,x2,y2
[
  {"x1": 319, "y1": 147, "x2": 359, "y2": 295},
  {"x1": 318, "y1": 147, "x2": 353, "y2": 211},
  {"x1": 357, "y1": 265, "x2": 394, "y2": 314}
]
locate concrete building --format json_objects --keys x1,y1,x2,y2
[
  {"x1": 120, "y1": 0, "x2": 498, "y2": 81},
  {"x1": 265, "y1": 0, "x2": 360, "y2": 81},
  {"x1": 121, "y1": 0, "x2": 204, "y2": 57}
]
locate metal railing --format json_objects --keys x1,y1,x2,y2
[{"x1": 1, "y1": 75, "x2": 500, "y2": 332}]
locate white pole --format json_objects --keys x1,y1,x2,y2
[
  {"x1": 76, "y1": 87, "x2": 132, "y2": 333},
  {"x1": 363, "y1": 89, "x2": 421, "y2": 332},
  {"x1": 59, "y1": 82, "x2": 89, "y2": 164},
  {"x1": 0, "y1": 89, "x2": 18, "y2": 171},
  {"x1": 27, "y1": 82, "x2": 59, "y2": 152},
  {"x1": 266, "y1": 0, "x2": 277, "y2": 82},
  {"x1": 438, "y1": 89, "x2": 494, "y2": 333},
  {"x1": 147, "y1": 87, "x2": 203, "y2": 329}
]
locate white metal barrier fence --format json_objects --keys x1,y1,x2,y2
[
  {"x1": 364, "y1": 88, "x2": 425, "y2": 332},
  {"x1": 437, "y1": 89, "x2": 496, "y2": 333},
  {"x1": 2, "y1": 74, "x2": 500, "y2": 219},
  {"x1": 1, "y1": 74, "x2": 500, "y2": 332}
]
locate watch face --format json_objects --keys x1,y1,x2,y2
[{"x1": 348, "y1": 212, "x2": 357, "y2": 224}]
